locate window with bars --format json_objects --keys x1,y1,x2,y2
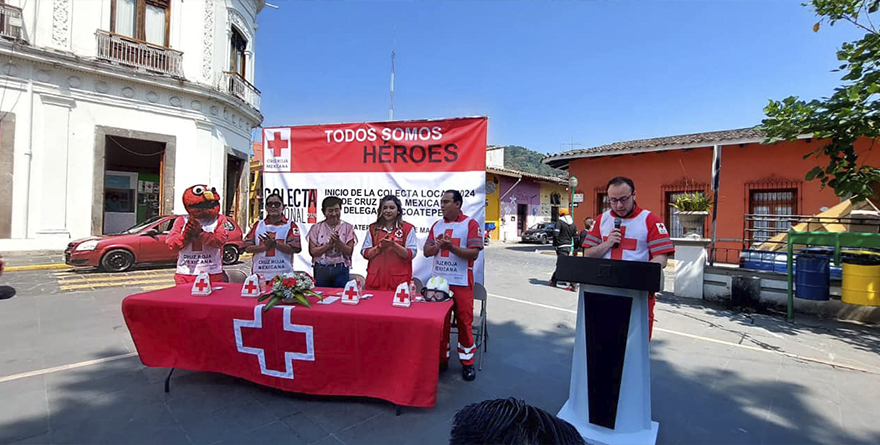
[
  {"x1": 111, "y1": 0, "x2": 170, "y2": 47},
  {"x1": 665, "y1": 191, "x2": 706, "y2": 238},
  {"x1": 749, "y1": 188, "x2": 797, "y2": 245}
]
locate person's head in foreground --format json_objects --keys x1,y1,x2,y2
[{"x1": 449, "y1": 398, "x2": 585, "y2": 445}]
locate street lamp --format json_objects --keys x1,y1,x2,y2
[{"x1": 569, "y1": 176, "x2": 578, "y2": 255}]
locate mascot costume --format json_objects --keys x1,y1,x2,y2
[{"x1": 166, "y1": 185, "x2": 230, "y2": 285}]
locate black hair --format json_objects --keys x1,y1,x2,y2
[
  {"x1": 265, "y1": 192, "x2": 283, "y2": 204},
  {"x1": 606, "y1": 176, "x2": 635, "y2": 194},
  {"x1": 443, "y1": 189, "x2": 463, "y2": 205},
  {"x1": 374, "y1": 195, "x2": 403, "y2": 227},
  {"x1": 450, "y1": 398, "x2": 585, "y2": 445},
  {"x1": 322, "y1": 196, "x2": 343, "y2": 211}
]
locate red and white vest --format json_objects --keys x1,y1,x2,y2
[
  {"x1": 176, "y1": 216, "x2": 223, "y2": 275},
  {"x1": 252, "y1": 219, "x2": 296, "y2": 281},
  {"x1": 430, "y1": 216, "x2": 473, "y2": 286},
  {"x1": 596, "y1": 209, "x2": 652, "y2": 262}
]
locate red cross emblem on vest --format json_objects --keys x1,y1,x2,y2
[
  {"x1": 440, "y1": 229, "x2": 461, "y2": 258},
  {"x1": 234, "y1": 306, "x2": 315, "y2": 379},
  {"x1": 604, "y1": 225, "x2": 638, "y2": 260},
  {"x1": 267, "y1": 133, "x2": 288, "y2": 158}
]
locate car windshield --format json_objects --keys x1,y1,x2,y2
[
  {"x1": 123, "y1": 216, "x2": 165, "y2": 234},
  {"x1": 529, "y1": 223, "x2": 549, "y2": 231}
]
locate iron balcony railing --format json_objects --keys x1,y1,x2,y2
[
  {"x1": 217, "y1": 71, "x2": 261, "y2": 111},
  {"x1": 0, "y1": 3, "x2": 25, "y2": 41},
  {"x1": 95, "y1": 30, "x2": 183, "y2": 77}
]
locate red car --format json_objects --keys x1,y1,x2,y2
[{"x1": 65, "y1": 215, "x2": 245, "y2": 272}]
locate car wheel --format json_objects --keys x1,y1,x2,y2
[
  {"x1": 541, "y1": 235, "x2": 549, "y2": 245},
  {"x1": 223, "y1": 245, "x2": 240, "y2": 265},
  {"x1": 100, "y1": 249, "x2": 134, "y2": 272}
]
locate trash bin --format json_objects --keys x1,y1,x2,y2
[
  {"x1": 841, "y1": 251, "x2": 880, "y2": 306},
  {"x1": 795, "y1": 253, "x2": 831, "y2": 301}
]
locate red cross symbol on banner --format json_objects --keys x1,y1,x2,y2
[
  {"x1": 244, "y1": 281, "x2": 258, "y2": 294},
  {"x1": 195, "y1": 279, "x2": 209, "y2": 292},
  {"x1": 265, "y1": 232, "x2": 277, "y2": 257},
  {"x1": 395, "y1": 288, "x2": 409, "y2": 303},
  {"x1": 344, "y1": 287, "x2": 359, "y2": 301},
  {"x1": 234, "y1": 305, "x2": 315, "y2": 379},
  {"x1": 439, "y1": 229, "x2": 461, "y2": 258},
  {"x1": 267, "y1": 133, "x2": 288, "y2": 158},
  {"x1": 604, "y1": 226, "x2": 638, "y2": 260}
]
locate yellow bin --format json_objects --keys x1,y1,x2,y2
[{"x1": 841, "y1": 251, "x2": 880, "y2": 306}]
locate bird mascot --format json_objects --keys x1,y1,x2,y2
[{"x1": 166, "y1": 185, "x2": 230, "y2": 285}]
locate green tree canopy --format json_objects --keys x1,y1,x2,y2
[{"x1": 762, "y1": 0, "x2": 880, "y2": 202}]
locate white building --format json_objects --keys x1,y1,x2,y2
[{"x1": 0, "y1": 0, "x2": 264, "y2": 251}]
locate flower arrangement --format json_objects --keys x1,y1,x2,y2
[
  {"x1": 670, "y1": 191, "x2": 713, "y2": 212},
  {"x1": 258, "y1": 271, "x2": 323, "y2": 311}
]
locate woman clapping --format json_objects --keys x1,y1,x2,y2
[{"x1": 361, "y1": 195, "x2": 417, "y2": 291}]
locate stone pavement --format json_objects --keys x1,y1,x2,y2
[{"x1": 0, "y1": 243, "x2": 878, "y2": 444}]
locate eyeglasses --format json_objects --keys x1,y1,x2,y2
[
  {"x1": 265, "y1": 201, "x2": 282, "y2": 208},
  {"x1": 608, "y1": 195, "x2": 632, "y2": 205}
]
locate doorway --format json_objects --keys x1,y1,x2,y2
[
  {"x1": 517, "y1": 204, "x2": 527, "y2": 235},
  {"x1": 225, "y1": 153, "x2": 245, "y2": 222},
  {"x1": 103, "y1": 135, "x2": 165, "y2": 234}
]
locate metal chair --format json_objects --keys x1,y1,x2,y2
[
  {"x1": 226, "y1": 269, "x2": 249, "y2": 283},
  {"x1": 450, "y1": 282, "x2": 489, "y2": 370},
  {"x1": 349, "y1": 273, "x2": 366, "y2": 290}
]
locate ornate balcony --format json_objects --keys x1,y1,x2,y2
[
  {"x1": 95, "y1": 30, "x2": 183, "y2": 77},
  {"x1": 217, "y1": 71, "x2": 261, "y2": 111},
  {"x1": 0, "y1": 3, "x2": 25, "y2": 41}
]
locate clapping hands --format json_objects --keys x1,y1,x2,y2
[{"x1": 258, "y1": 233, "x2": 277, "y2": 249}]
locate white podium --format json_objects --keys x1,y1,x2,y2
[{"x1": 554, "y1": 256, "x2": 661, "y2": 445}]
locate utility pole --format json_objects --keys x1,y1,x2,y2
[{"x1": 389, "y1": 51, "x2": 395, "y2": 121}]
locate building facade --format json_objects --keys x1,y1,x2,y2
[
  {"x1": 0, "y1": 0, "x2": 264, "y2": 251},
  {"x1": 543, "y1": 128, "x2": 880, "y2": 263},
  {"x1": 486, "y1": 167, "x2": 569, "y2": 242}
]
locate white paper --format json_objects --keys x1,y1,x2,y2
[{"x1": 317, "y1": 296, "x2": 339, "y2": 305}]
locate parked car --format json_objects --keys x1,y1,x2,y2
[
  {"x1": 520, "y1": 222, "x2": 556, "y2": 245},
  {"x1": 65, "y1": 215, "x2": 245, "y2": 272}
]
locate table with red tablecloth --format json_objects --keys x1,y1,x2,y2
[{"x1": 122, "y1": 284, "x2": 453, "y2": 407}]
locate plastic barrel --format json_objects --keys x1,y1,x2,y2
[
  {"x1": 795, "y1": 254, "x2": 830, "y2": 301},
  {"x1": 773, "y1": 253, "x2": 789, "y2": 273},
  {"x1": 841, "y1": 251, "x2": 880, "y2": 306},
  {"x1": 742, "y1": 250, "x2": 761, "y2": 270}
]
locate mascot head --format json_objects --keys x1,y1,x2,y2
[{"x1": 183, "y1": 184, "x2": 221, "y2": 221}]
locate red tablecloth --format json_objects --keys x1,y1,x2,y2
[{"x1": 122, "y1": 285, "x2": 453, "y2": 407}]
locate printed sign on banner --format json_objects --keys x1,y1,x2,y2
[{"x1": 262, "y1": 117, "x2": 488, "y2": 284}]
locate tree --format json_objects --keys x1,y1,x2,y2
[{"x1": 762, "y1": 0, "x2": 880, "y2": 203}]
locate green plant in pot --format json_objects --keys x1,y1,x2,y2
[{"x1": 671, "y1": 191, "x2": 713, "y2": 238}]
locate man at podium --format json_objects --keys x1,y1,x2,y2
[{"x1": 580, "y1": 177, "x2": 674, "y2": 339}]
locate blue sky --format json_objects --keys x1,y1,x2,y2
[{"x1": 254, "y1": 1, "x2": 861, "y2": 154}]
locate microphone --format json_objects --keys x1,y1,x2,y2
[{"x1": 613, "y1": 218, "x2": 621, "y2": 248}]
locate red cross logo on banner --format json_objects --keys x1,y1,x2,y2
[
  {"x1": 234, "y1": 305, "x2": 315, "y2": 379},
  {"x1": 195, "y1": 279, "x2": 209, "y2": 292},
  {"x1": 267, "y1": 133, "x2": 288, "y2": 158},
  {"x1": 439, "y1": 229, "x2": 461, "y2": 258},
  {"x1": 395, "y1": 288, "x2": 409, "y2": 303},
  {"x1": 265, "y1": 232, "x2": 277, "y2": 257},
  {"x1": 604, "y1": 226, "x2": 638, "y2": 260}
]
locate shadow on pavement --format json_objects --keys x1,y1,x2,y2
[{"x1": 2, "y1": 307, "x2": 879, "y2": 445}]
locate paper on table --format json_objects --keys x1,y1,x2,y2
[{"x1": 317, "y1": 296, "x2": 340, "y2": 305}]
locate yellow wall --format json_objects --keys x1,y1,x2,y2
[
  {"x1": 485, "y1": 173, "x2": 501, "y2": 239},
  {"x1": 540, "y1": 183, "x2": 570, "y2": 218}
]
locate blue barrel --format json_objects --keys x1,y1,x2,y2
[
  {"x1": 795, "y1": 254, "x2": 831, "y2": 301},
  {"x1": 773, "y1": 253, "x2": 789, "y2": 273},
  {"x1": 741, "y1": 250, "x2": 762, "y2": 270}
]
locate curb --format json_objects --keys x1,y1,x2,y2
[{"x1": 6, "y1": 263, "x2": 70, "y2": 272}]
